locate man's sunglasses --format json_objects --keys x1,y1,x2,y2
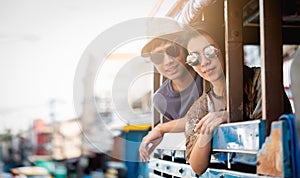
[
  {"x1": 186, "y1": 45, "x2": 219, "y2": 66},
  {"x1": 150, "y1": 44, "x2": 181, "y2": 64}
]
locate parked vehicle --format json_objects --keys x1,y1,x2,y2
[
  {"x1": 144, "y1": 0, "x2": 300, "y2": 177},
  {"x1": 10, "y1": 166, "x2": 52, "y2": 178}
]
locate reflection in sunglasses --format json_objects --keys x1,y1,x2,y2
[{"x1": 186, "y1": 45, "x2": 219, "y2": 66}]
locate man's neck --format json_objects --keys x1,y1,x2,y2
[{"x1": 171, "y1": 70, "x2": 196, "y2": 92}]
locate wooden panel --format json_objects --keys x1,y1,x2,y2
[
  {"x1": 282, "y1": 27, "x2": 300, "y2": 44},
  {"x1": 244, "y1": 26, "x2": 300, "y2": 45},
  {"x1": 243, "y1": 26, "x2": 260, "y2": 44},
  {"x1": 259, "y1": 0, "x2": 285, "y2": 135},
  {"x1": 257, "y1": 121, "x2": 292, "y2": 177},
  {"x1": 224, "y1": 0, "x2": 244, "y2": 122},
  {"x1": 153, "y1": 68, "x2": 162, "y2": 127}
]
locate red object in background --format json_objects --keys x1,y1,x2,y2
[{"x1": 33, "y1": 119, "x2": 51, "y2": 155}]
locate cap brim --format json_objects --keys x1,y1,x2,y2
[{"x1": 141, "y1": 31, "x2": 186, "y2": 57}]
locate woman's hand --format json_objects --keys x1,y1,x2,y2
[
  {"x1": 139, "y1": 125, "x2": 164, "y2": 162},
  {"x1": 194, "y1": 110, "x2": 228, "y2": 134}
]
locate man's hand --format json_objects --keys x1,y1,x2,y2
[
  {"x1": 139, "y1": 125, "x2": 164, "y2": 162},
  {"x1": 194, "y1": 110, "x2": 228, "y2": 134}
]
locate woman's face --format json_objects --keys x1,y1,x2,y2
[{"x1": 187, "y1": 34, "x2": 224, "y2": 83}]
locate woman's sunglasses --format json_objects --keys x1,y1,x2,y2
[
  {"x1": 150, "y1": 44, "x2": 181, "y2": 64},
  {"x1": 186, "y1": 45, "x2": 219, "y2": 66}
]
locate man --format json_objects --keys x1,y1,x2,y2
[{"x1": 139, "y1": 18, "x2": 203, "y2": 160}]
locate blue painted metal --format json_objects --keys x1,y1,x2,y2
[
  {"x1": 148, "y1": 158, "x2": 197, "y2": 177},
  {"x1": 123, "y1": 130, "x2": 149, "y2": 178},
  {"x1": 147, "y1": 119, "x2": 296, "y2": 177},
  {"x1": 211, "y1": 120, "x2": 266, "y2": 166},
  {"x1": 201, "y1": 168, "x2": 264, "y2": 178},
  {"x1": 279, "y1": 114, "x2": 300, "y2": 178},
  {"x1": 212, "y1": 120, "x2": 266, "y2": 151}
]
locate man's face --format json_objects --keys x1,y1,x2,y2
[{"x1": 150, "y1": 42, "x2": 190, "y2": 80}]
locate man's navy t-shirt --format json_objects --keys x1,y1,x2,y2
[{"x1": 153, "y1": 74, "x2": 203, "y2": 120}]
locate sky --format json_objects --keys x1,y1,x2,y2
[{"x1": 0, "y1": 0, "x2": 162, "y2": 133}]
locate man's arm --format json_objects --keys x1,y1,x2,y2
[{"x1": 139, "y1": 117, "x2": 186, "y2": 162}]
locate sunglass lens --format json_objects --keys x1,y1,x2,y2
[
  {"x1": 150, "y1": 45, "x2": 181, "y2": 64},
  {"x1": 166, "y1": 45, "x2": 180, "y2": 58},
  {"x1": 204, "y1": 45, "x2": 218, "y2": 59},
  {"x1": 186, "y1": 52, "x2": 200, "y2": 66},
  {"x1": 150, "y1": 53, "x2": 164, "y2": 64}
]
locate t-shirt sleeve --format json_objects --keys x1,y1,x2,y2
[
  {"x1": 153, "y1": 92, "x2": 174, "y2": 120},
  {"x1": 153, "y1": 93, "x2": 167, "y2": 115}
]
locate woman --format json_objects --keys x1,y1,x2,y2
[
  {"x1": 184, "y1": 29, "x2": 292, "y2": 175},
  {"x1": 184, "y1": 29, "x2": 229, "y2": 175}
]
